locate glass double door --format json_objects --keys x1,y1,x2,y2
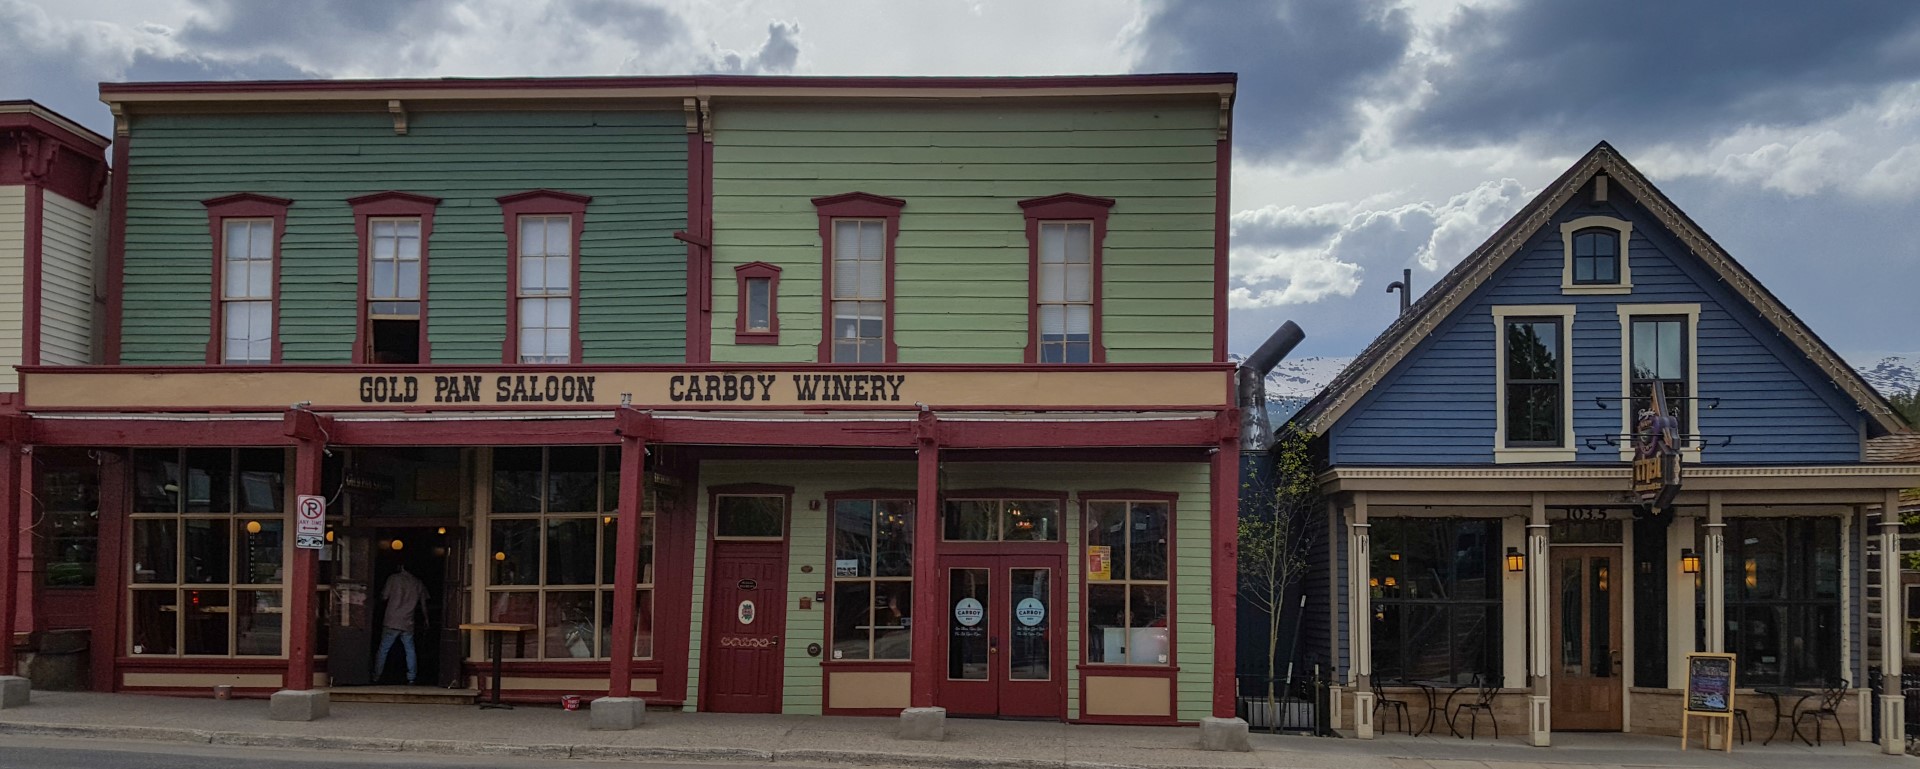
[{"x1": 941, "y1": 554, "x2": 1063, "y2": 718}]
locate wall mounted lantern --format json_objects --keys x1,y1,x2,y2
[
  {"x1": 1505, "y1": 547, "x2": 1526, "y2": 572},
  {"x1": 1680, "y1": 548, "x2": 1702, "y2": 574}
]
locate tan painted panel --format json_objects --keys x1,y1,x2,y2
[
  {"x1": 1084, "y1": 675, "x2": 1172, "y2": 717},
  {"x1": 39, "y1": 191, "x2": 95, "y2": 366},
  {"x1": 826, "y1": 670, "x2": 910, "y2": 710},
  {"x1": 499, "y1": 676, "x2": 657, "y2": 692},
  {"x1": 0, "y1": 185, "x2": 24, "y2": 391},
  {"x1": 123, "y1": 671, "x2": 327, "y2": 688},
  {"x1": 22, "y1": 368, "x2": 1228, "y2": 410}
]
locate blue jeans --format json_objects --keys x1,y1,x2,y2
[{"x1": 373, "y1": 627, "x2": 417, "y2": 684}]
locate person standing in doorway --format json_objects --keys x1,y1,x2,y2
[{"x1": 373, "y1": 562, "x2": 431, "y2": 685}]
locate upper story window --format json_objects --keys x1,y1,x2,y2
[
  {"x1": 1559, "y1": 215, "x2": 1633, "y2": 294},
  {"x1": 1493, "y1": 305, "x2": 1576, "y2": 461},
  {"x1": 812, "y1": 192, "x2": 904, "y2": 364},
  {"x1": 349, "y1": 192, "x2": 440, "y2": 364},
  {"x1": 1020, "y1": 194, "x2": 1114, "y2": 363},
  {"x1": 499, "y1": 190, "x2": 591, "y2": 364},
  {"x1": 1631, "y1": 316, "x2": 1689, "y2": 438},
  {"x1": 733, "y1": 262, "x2": 782, "y2": 345},
  {"x1": 202, "y1": 193, "x2": 291, "y2": 364}
]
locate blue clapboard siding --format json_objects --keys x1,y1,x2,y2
[{"x1": 1330, "y1": 194, "x2": 1863, "y2": 465}]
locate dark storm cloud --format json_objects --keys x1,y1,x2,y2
[
  {"x1": 1131, "y1": 0, "x2": 1413, "y2": 160},
  {"x1": 176, "y1": 0, "x2": 457, "y2": 74},
  {"x1": 1407, "y1": 2, "x2": 1920, "y2": 147}
]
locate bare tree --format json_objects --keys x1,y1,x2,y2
[{"x1": 1237, "y1": 423, "x2": 1323, "y2": 707}]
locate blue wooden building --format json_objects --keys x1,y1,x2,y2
[{"x1": 1292, "y1": 143, "x2": 1918, "y2": 749}]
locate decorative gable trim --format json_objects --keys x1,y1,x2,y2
[
  {"x1": 1296, "y1": 142, "x2": 1908, "y2": 438},
  {"x1": 810, "y1": 191, "x2": 906, "y2": 216},
  {"x1": 346, "y1": 190, "x2": 442, "y2": 213}
]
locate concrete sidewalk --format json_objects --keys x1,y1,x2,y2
[{"x1": 0, "y1": 691, "x2": 1913, "y2": 769}]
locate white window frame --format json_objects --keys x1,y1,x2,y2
[
  {"x1": 1036, "y1": 220, "x2": 1096, "y2": 364},
  {"x1": 367, "y1": 216, "x2": 423, "y2": 317},
  {"x1": 1616, "y1": 303, "x2": 1702, "y2": 462},
  {"x1": 1492, "y1": 304, "x2": 1578, "y2": 463},
  {"x1": 219, "y1": 219, "x2": 275, "y2": 364},
  {"x1": 515, "y1": 214, "x2": 576, "y2": 364},
  {"x1": 829, "y1": 218, "x2": 887, "y2": 364},
  {"x1": 1560, "y1": 215, "x2": 1634, "y2": 295}
]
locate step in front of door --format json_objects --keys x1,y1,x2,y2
[{"x1": 327, "y1": 686, "x2": 479, "y2": 705}]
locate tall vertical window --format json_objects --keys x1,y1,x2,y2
[
  {"x1": 733, "y1": 262, "x2": 782, "y2": 344},
  {"x1": 830, "y1": 496, "x2": 913, "y2": 661},
  {"x1": 1571, "y1": 229, "x2": 1620, "y2": 284},
  {"x1": 1021, "y1": 193, "x2": 1113, "y2": 363},
  {"x1": 202, "y1": 193, "x2": 290, "y2": 364},
  {"x1": 1084, "y1": 499, "x2": 1171, "y2": 666},
  {"x1": 831, "y1": 220, "x2": 887, "y2": 363},
  {"x1": 499, "y1": 190, "x2": 591, "y2": 364},
  {"x1": 1631, "y1": 316, "x2": 1689, "y2": 438},
  {"x1": 350, "y1": 192, "x2": 440, "y2": 365},
  {"x1": 812, "y1": 192, "x2": 904, "y2": 363},
  {"x1": 488, "y1": 446, "x2": 650, "y2": 660},
  {"x1": 129, "y1": 448, "x2": 287, "y2": 657},
  {"x1": 1370, "y1": 518, "x2": 1502, "y2": 684},
  {"x1": 1696, "y1": 518, "x2": 1841, "y2": 686},
  {"x1": 38, "y1": 449, "x2": 99, "y2": 588},
  {"x1": 1503, "y1": 317, "x2": 1564, "y2": 446}
]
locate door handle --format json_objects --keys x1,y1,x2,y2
[
  {"x1": 990, "y1": 637, "x2": 1000, "y2": 654},
  {"x1": 1610, "y1": 650, "x2": 1623, "y2": 673}
]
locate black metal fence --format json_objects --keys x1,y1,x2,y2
[
  {"x1": 1866, "y1": 668, "x2": 1920, "y2": 750},
  {"x1": 1235, "y1": 662, "x2": 1333, "y2": 736}
]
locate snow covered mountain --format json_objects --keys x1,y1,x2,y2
[{"x1": 1856, "y1": 354, "x2": 1920, "y2": 399}]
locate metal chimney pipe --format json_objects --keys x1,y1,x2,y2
[
  {"x1": 1237, "y1": 321, "x2": 1305, "y2": 451},
  {"x1": 1386, "y1": 269, "x2": 1412, "y2": 315}
]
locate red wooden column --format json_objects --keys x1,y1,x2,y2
[
  {"x1": 1210, "y1": 409, "x2": 1240, "y2": 719},
  {"x1": 0, "y1": 415, "x2": 25, "y2": 676},
  {"x1": 910, "y1": 411, "x2": 940, "y2": 708},
  {"x1": 609, "y1": 408, "x2": 652, "y2": 697},
  {"x1": 282, "y1": 408, "x2": 332, "y2": 691}
]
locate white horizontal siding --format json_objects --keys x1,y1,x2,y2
[
  {"x1": 0, "y1": 186, "x2": 25, "y2": 391},
  {"x1": 40, "y1": 191, "x2": 96, "y2": 365}
]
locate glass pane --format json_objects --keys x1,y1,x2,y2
[
  {"x1": 521, "y1": 256, "x2": 546, "y2": 293},
  {"x1": 1038, "y1": 304, "x2": 1065, "y2": 336},
  {"x1": 1807, "y1": 518, "x2": 1841, "y2": 599},
  {"x1": 183, "y1": 588, "x2": 230, "y2": 655},
  {"x1": 132, "y1": 519, "x2": 178, "y2": 584},
  {"x1": 1009, "y1": 569, "x2": 1051, "y2": 679},
  {"x1": 1065, "y1": 264, "x2": 1092, "y2": 302},
  {"x1": 1065, "y1": 223, "x2": 1092, "y2": 263},
  {"x1": 131, "y1": 590, "x2": 178, "y2": 655},
  {"x1": 948, "y1": 568, "x2": 989, "y2": 680},
  {"x1": 1039, "y1": 263, "x2": 1064, "y2": 303},
  {"x1": 859, "y1": 220, "x2": 883, "y2": 262},
  {"x1": 1450, "y1": 605, "x2": 1494, "y2": 683},
  {"x1": 184, "y1": 449, "x2": 231, "y2": 513},
  {"x1": 520, "y1": 217, "x2": 544, "y2": 257},
  {"x1": 1370, "y1": 603, "x2": 1402, "y2": 681},
  {"x1": 236, "y1": 519, "x2": 283, "y2": 585},
  {"x1": 874, "y1": 500, "x2": 913, "y2": 577},
  {"x1": 1505, "y1": 321, "x2": 1559, "y2": 381},
  {"x1": 874, "y1": 581, "x2": 912, "y2": 660},
  {"x1": 1129, "y1": 502, "x2": 1170, "y2": 581},
  {"x1": 1740, "y1": 519, "x2": 1787, "y2": 600},
  {"x1": 1450, "y1": 520, "x2": 1494, "y2": 600},
  {"x1": 632, "y1": 589, "x2": 655, "y2": 658},
  {"x1": 224, "y1": 221, "x2": 249, "y2": 267},
  {"x1": 1002, "y1": 499, "x2": 1058, "y2": 541},
  {"x1": 546, "y1": 518, "x2": 597, "y2": 585},
  {"x1": 543, "y1": 591, "x2": 598, "y2": 659},
  {"x1": 224, "y1": 260, "x2": 249, "y2": 300},
  {"x1": 746, "y1": 278, "x2": 770, "y2": 330},
  {"x1": 1040, "y1": 222, "x2": 1065, "y2": 263},
  {"x1": 1506, "y1": 383, "x2": 1559, "y2": 444},
  {"x1": 133, "y1": 451, "x2": 180, "y2": 513},
  {"x1": 833, "y1": 500, "x2": 873, "y2": 577},
  {"x1": 43, "y1": 511, "x2": 98, "y2": 587},
  {"x1": 545, "y1": 331, "x2": 569, "y2": 360},
  {"x1": 1087, "y1": 584, "x2": 1127, "y2": 663},
  {"x1": 716, "y1": 496, "x2": 783, "y2": 538},
  {"x1": 547, "y1": 446, "x2": 599, "y2": 513},
  {"x1": 236, "y1": 449, "x2": 283, "y2": 514},
  {"x1": 1739, "y1": 605, "x2": 1784, "y2": 683},
  {"x1": 1560, "y1": 557, "x2": 1583, "y2": 674},
  {"x1": 832, "y1": 582, "x2": 872, "y2": 661},
  {"x1": 183, "y1": 519, "x2": 231, "y2": 584},
  {"x1": 490, "y1": 520, "x2": 540, "y2": 586},
  {"x1": 491, "y1": 447, "x2": 543, "y2": 513},
  {"x1": 235, "y1": 590, "x2": 282, "y2": 656},
  {"x1": 1128, "y1": 584, "x2": 1170, "y2": 665},
  {"x1": 1658, "y1": 321, "x2": 1682, "y2": 379},
  {"x1": 943, "y1": 500, "x2": 995, "y2": 541},
  {"x1": 486, "y1": 592, "x2": 538, "y2": 658},
  {"x1": 546, "y1": 255, "x2": 570, "y2": 292},
  {"x1": 397, "y1": 259, "x2": 421, "y2": 300},
  {"x1": 1086, "y1": 502, "x2": 1128, "y2": 580},
  {"x1": 1065, "y1": 304, "x2": 1092, "y2": 335},
  {"x1": 372, "y1": 262, "x2": 397, "y2": 299},
  {"x1": 1590, "y1": 557, "x2": 1611, "y2": 678},
  {"x1": 1574, "y1": 256, "x2": 1595, "y2": 283}
]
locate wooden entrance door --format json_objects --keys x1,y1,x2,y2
[
  {"x1": 1550, "y1": 546, "x2": 1623, "y2": 731},
  {"x1": 704, "y1": 543, "x2": 788, "y2": 713},
  {"x1": 940, "y1": 554, "x2": 1065, "y2": 718}
]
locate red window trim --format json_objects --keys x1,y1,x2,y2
[
  {"x1": 498, "y1": 190, "x2": 591, "y2": 364},
  {"x1": 348, "y1": 191, "x2": 441, "y2": 364},
  {"x1": 1020, "y1": 193, "x2": 1113, "y2": 364},
  {"x1": 1077, "y1": 490, "x2": 1178, "y2": 670},
  {"x1": 812, "y1": 192, "x2": 905, "y2": 364},
  {"x1": 732, "y1": 261, "x2": 783, "y2": 345},
  {"x1": 202, "y1": 193, "x2": 292, "y2": 364},
  {"x1": 822, "y1": 488, "x2": 917, "y2": 665}
]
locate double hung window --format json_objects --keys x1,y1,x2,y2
[
  {"x1": 1503, "y1": 317, "x2": 1565, "y2": 447},
  {"x1": 1571, "y1": 229, "x2": 1620, "y2": 284},
  {"x1": 350, "y1": 192, "x2": 440, "y2": 364},
  {"x1": 129, "y1": 448, "x2": 287, "y2": 657},
  {"x1": 830, "y1": 497, "x2": 914, "y2": 661},
  {"x1": 1021, "y1": 193, "x2": 1112, "y2": 363},
  {"x1": 830, "y1": 219, "x2": 887, "y2": 363},
  {"x1": 516, "y1": 215, "x2": 575, "y2": 363},
  {"x1": 1084, "y1": 500, "x2": 1171, "y2": 665},
  {"x1": 203, "y1": 193, "x2": 289, "y2": 364},
  {"x1": 1630, "y1": 317, "x2": 1689, "y2": 438}
]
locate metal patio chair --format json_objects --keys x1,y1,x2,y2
[
  {"x1": 1793, "y1": 679, "x2": 1849, "y2": 746},
  {"x1": 1452, "y1": 674, "x2": 1500, "y2": 740},
  {"x1": 1372, "y1": 678, "x2": 1412, "y2": 735}
]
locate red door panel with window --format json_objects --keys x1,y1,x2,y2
[
  {"x1": 704, "y1": 546, "x2": 786, "y2": 713},
  {"x1": 939, "y1": 554, "x2": 1063, "y2": 718}
]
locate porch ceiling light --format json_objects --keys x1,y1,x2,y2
[
  {"x1": 1505, "y1": 547, "x2": 1525, "y2": 573},
  {"x1": 1680, "y1": 548, "x2": 1702, "y2": 574}
]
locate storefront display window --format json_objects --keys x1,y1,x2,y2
[
  {"x1": 830, "y1": 496, "x2": 913, "y2": 661},
  {"x1": 1084, "y1": 500, "x2": 1171, "y2": 665},
  {"x1": 128, "y1": 448, "x2": 287, "y2": 657},
  {"x1": 487, "y1": 447, "x2": 652, "y2": 659},
  {"x1": 1696, "y1": 517, "x2": 1840, "y2": 686},
  {"x1": 1369, "y1": 518, "x2": 1501, "y2": 684},
  {"x1": 38, "y1": 450, "x2": 100, "y2": 587}
]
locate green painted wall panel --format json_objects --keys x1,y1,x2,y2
[
  {"x1": 709, "y1": 102, "x2": 1218, "y2": 364},
  {"x1": 122, "y1": 111, "x2": 688, "y2": 363}
]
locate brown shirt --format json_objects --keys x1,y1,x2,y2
[{"x1": 381, "y1": 570, "x2": 428, "y2": 633}]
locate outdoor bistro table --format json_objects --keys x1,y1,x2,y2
[
  {"x1": 460, "y1": 622, "x2": 536, "y2": 710},
  {"x1": 1752, "y1": 686, "x2": 1817, "y2": 745},
  {"x1": 1404, "y1": 679, "x2": 1472, "y2": 737}
]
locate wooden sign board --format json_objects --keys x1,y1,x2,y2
[{"x1": 1681, "y1": 653, "x2": 1737, "y2": 752}]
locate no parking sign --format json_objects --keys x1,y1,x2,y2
[{"x1": 295, "y1": 494, "x2": 326, "y2": 549}]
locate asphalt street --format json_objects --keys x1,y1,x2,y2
[{"x1": 0, "y1": 736, "x2": 772, "y2": 769}]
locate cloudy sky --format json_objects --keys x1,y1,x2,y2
[{"x1": 6, "y1": 0, "x2": 1918, "y2": 365}]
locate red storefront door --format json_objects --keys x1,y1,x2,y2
[
  {"x1": 704, "y1": 544, "x2": 787, "y2": 713},
  {"x1": 940, "y1": 554, "x2": 1064, "y2": 718}
]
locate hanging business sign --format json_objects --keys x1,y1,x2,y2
[
  {"x1": 1633, "y1": 391, "x2": 1683, "y2": 510},
  {"x1": 294, "y1": 494, "x2": 326, "y2": 550}
]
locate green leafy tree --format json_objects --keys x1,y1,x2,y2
[
  {"x1": 1238, "y1": 423, "x2": 1323, "y2": 705},
  {"x1": 1892, "y1": 390, "x2": 1920, "y2": 428}
]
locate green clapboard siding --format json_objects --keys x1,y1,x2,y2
[
  {"x1": 122, "y1": 111, "x2": 687, "y2": 363},
  {"x1": 708, "y1": 103, "x2": 1219, "y2": 364}
]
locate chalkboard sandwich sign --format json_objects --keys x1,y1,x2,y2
[{"x1": 1681, "y1": 653, "x2": 1737, "y2": 752}]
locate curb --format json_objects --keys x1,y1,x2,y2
[{"x1": 0, "y1": 720, "x2": 1208, "y2": 769}]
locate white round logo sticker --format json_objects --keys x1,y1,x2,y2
[
  {"x1": 738, "y1": 600, "x2": 756, "y2": 625},
  {"x1": 1015, "y1": 597, "x2": 1046, "y2": 627},
  {"x1": 953, "y1": 598, "x2": 985, "y2": 627}
]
